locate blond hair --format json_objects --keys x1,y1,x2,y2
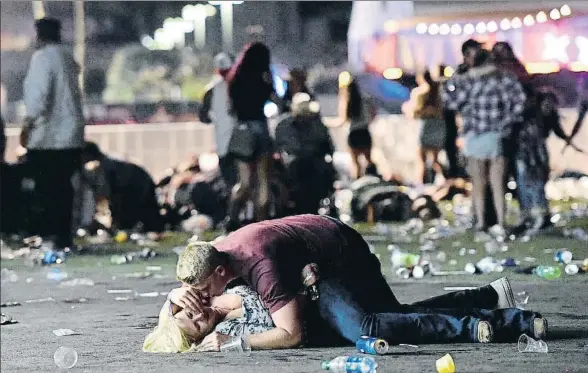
[
  {"x1": 143, "y1": 302, "x2": 195, "y2": 353},
  {"x1": 176, "y1": 241, "x2": 225, "y2": 285}
]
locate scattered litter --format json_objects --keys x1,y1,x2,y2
[
  {"x1": 0, "y1": 302, "x2": 21, "y2": 308},
  {"x1": 518, "y1": 334, "x2": 548, "y2": 353},
  {"x1": 448, "y1": 259, "x2": 458, "y2": 266},
  {"x1": 436, "y1": 353, "x2": 456, "y2": 373},
  {"x1": 146, "y1": 266, "x2": 162, "y2": 272},
  {"x1": 523, "y1": 257, "x2": 537, "y2": 263},
  {"x1": 26, "y1": 278, "x2": 34, "y2": 283},
  {"x1": 115, "y1": 297, "x2": 131, "y2": 301},
  {"x1": 1, "y1": 268, "x2": 19, "y2": 283},
  {"x1": 321, "y1": 356, "x2": 376, "y2": 373},
  {"x1": 172, "y1": 246, "x2": 185, "y2": 256},
  {"x1": 54, "y1": 346, "x2": 78, "y2": 369},
  {"x1": 60, "y1": 278, "x2": 95, "y2": 287},
  {"x1": 25, "y1": 297, "x2": 55, "y2": 304},
  {"x1": 107, "y1": 289, "x2": 133, "y2": 294},
  {"x1": 138, "y1": 292, "x2": 160, "y2": 298},
  {"x1": 356, "y1": 336, "x2": 389, "y2": 355},
  {"x1": 1, "y1": 313, "x2": 17, "y2": 325},
  {"x1": 63, "y1": 298, "x2": 88, "y2": 304},
  {"x1": 53, "y1": 329, "x2": 81, "y2": 337},
  {"x1": 534, "y1": 266, "x2": 562, "y2": 280},
  {"x1": 46, "y1": 268, "x2": 68, "y2": 282},
  {"x1": 554, "y1": 250, "x2": 573, "y2": 264},
  {"x1": 467, "y1": 249, "x2": 477, "y2": 255},
  {"x1": 444, "y1": 287, "x2": 477, "y2": 291},
  {"x1": 124, "y1": 272, "x2": 152, "y2": 279},
  {"x1": 515, "y1": 291, "x2": 529, "y2": 306},
  {"x1": 399, "y1": 343, "x2": 419, "y2": 348}
]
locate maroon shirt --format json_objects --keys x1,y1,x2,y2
[{"x1": 214, "y1": 215, "x2": 355, "y2": 313}]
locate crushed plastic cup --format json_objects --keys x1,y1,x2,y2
[
  {"x1": 518, "y1": 334, "x2": 548, "y2": 353},
  {"x1": 219, "y1": 335, "x2": 251, "y2": 356},
  {"x1": 515, "y1": 291, "x2": 529, "y2": 306},
  {"x1": 54, "y1": 346, "x2": 78, "y2": 369},
  {"x1": 436, "y1": 353, "x2": 456, "y2": 373},
  {"x1": 53, "y1": 329, "x2": 81, "y2": 336}
]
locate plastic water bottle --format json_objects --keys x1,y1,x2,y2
[
  {"x1": 553, "y1": 250, "x2": 573, "y2": 264},
  {"x1": 533, "y1": 266, "x2": 562, "y2": 280},
  {"x1": 321, "y1": 356, "x2": 377, "y2": 373}
]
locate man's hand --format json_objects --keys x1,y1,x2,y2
[
  {"x1": 168, "y1": 286, "x2": 210, "y2": 319},
  {"x1": 196, "y1": 332, "x2": 231, "y2": 352}
]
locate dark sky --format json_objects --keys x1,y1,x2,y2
[{"x1": 0, "y1": 1, "x2": 351, "y2": 44}]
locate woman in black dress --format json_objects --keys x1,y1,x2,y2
[{"x1": 340, "y1": 77, "x2": 376, "y2": 179}]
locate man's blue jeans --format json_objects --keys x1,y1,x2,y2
[
  {"x1": 313, "y1": 275, "x2": 538, "y2": 345},
  {"x1": 516, "y1": 160, "x2": 548, "y2": 214}
]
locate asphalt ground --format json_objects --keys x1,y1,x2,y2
[{"x1": 2, "y1": 214, "x2": 588, "y2": 373}]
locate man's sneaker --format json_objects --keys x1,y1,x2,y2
[
  {"x1": 533, "y1": 317, "x2": 548, "y2": 340},
  {"x1": 490, "y1": 277, "x2": 516, "y2": 309},
  {"x1": 477, "y1": 321, "x2": 493, "y2": 343}
]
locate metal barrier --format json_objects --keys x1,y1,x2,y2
[{"x1": 4, "y1": 110, "x2": 586, "y2": 181}]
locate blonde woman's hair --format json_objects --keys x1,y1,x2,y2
[
  {"x1": 143, "y1": 301, "x2": 195, "y2": 353},
  {"x1": 176, "y1": 241, "x2": 225, "y2": 285}
]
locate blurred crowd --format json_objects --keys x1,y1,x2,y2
[{"x1": 1, "y1": 17, "x2": 587, "y2": 250}]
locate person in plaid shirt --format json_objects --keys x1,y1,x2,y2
[{"x1": 443, "y1": 49, "x2": 526, "y2": 236}]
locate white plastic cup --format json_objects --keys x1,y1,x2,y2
[
  {"x1": 54, "y1": 346, "x2": 78, "y2": 369},
  {"x1": 220, "y1": 335, "x2": 251, "y2": 356},
  {"x1": 518, "y1": 334, "x2": 548, "y2": 353}
]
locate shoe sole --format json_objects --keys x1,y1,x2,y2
[
  {"x1": 492, "y1": 277, "x2": 516, "y2": 309},
  {"x1": 533, "y1": 318, "x2": 548, "y2": 340},
  {"x1": 477, "y1": 321, "x2": 493, "y2": 343}
]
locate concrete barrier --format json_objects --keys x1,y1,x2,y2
[{"x1": 5, "y1": 110, "x2": 586, "y2": 182}]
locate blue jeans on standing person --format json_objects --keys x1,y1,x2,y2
[
  {"x1": 516, "y1": 160, "x2": 549, "y2": 214},
  {"x1": 304, "y1": 217, "x2": 539, "y2": 346}
]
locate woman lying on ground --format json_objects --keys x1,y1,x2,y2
[{"x1": 143, "y1": 283, "x2": 276, "y2": 353}]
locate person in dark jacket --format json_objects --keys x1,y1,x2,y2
[
  {"x1": 81, "y1": 142, "x2": 164, "y2": 234},
  {"x1": 274, "y1": 93, "x2": 336, "y2": 214}
]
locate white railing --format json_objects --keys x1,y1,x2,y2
[{"x1": 4, "y1": 110, "x2": 586, "y2": 182}]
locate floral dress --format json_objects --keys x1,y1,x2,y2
[{"x1": 214, "y1": 285, "x2": 275, "y2": 336}]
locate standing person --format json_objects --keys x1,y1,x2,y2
[
  {"x1": 443, "y1": 49, "x2": 526, "y2": 238},
  {"x1": 492, "y1": 41, "x2": 532, "y2": 203},
  {"x1": 0, "y1": 116, "x2": 5, "y2": 164},
  {"x1": 225, "y1": 42, "x2": 275, "y2": 232},
  {"x1": 281, "y1": 68, "x2": 312, "y2": 113},
  {"x1": 567, "y1": 75, "x2": 588, "y2": 146},
  {"x1": 167, "y1": 215, "x2": 547, "y2": 350},
  {"x1": 511, "y1": 89, "x2": 570, "y2": 235},
  {"x1": 337, "y1": 76, "x2": 376, "y2": 179},
  {"x1": 20, "y1": 18, "x2": 85, "y2": 249},
  {"x1": 403, "y1": 70, "x2": 445, "y2": 184},
  {"x1": 446, "y1": 40, "x2": 499, "y2": 227},
  {"x1": 199, "y1": 53, "x2": 237, "y2": 188}
]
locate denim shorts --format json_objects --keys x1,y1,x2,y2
[{"x1": 235, "y1": 119, "x2": 273, "y2": 162}]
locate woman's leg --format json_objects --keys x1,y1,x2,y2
[
  {"x1": 227, "y1": 160, "x2": 253, "y2": 225},
  {"x1": 418, "y1": 147, "x2": 428, "y2": 184},
  {"x1": 254, "y1": 154, "x2": 271, "y2": 222},
  {"x1": 467, "y1": 158, "x2": 489, "y2": 230},
  {"x1": 489, "y1": 157, "x2": 507, "y2": 227},
  {"x1": 350, "y1": 147, "x2": 362, "y2": 179}
]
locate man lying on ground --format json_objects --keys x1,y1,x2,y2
[{"x1": 162, "y1": 214, "x2": 547, "y2": 351}]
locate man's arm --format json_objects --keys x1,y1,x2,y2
[
  {"x1": 198, "y1": 86, "x2": 214, "y2": 124},
  {"x1": 23, "y1": 50, "x2": 52, "y2": 123},
  {"x1": 499, "y1": 75, "x2": 526, "y2": 138},
  {"x1": 247, "y1": 298, "x2": 304, "y2": 349},
  {"x1": 441, "y1": 74, "x2": 469, "y2": 112}
]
